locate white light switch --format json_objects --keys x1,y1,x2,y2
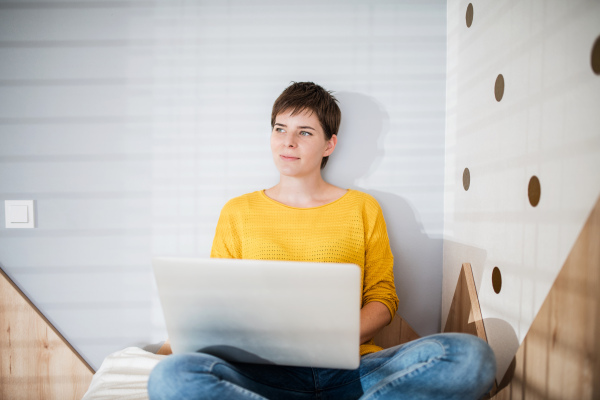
[
  {"x1": 10, "y1": 205, "x2": 29, "y2": 223},
  {"x1": 5, "y1": 200, "x2": 35, "y2": 228}
]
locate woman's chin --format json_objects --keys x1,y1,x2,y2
[
  {"x1": 274, "y1": 163, "x2": 321, "y2": 179},
  {"x1": 277, "y1": 168, "x2": 310, "y2": 178},
  {"x1": 278, "y1": 169, "x2": 301, "y2": 178}
]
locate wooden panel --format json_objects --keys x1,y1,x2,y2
[
  {"x1": 156, "y1": 340, "x2": 172, "y2": 356},
  {"x1": 492, "y1": 196, "x2": 600, "y2": 399},
  {"x1": 0, "y1": 268, "x2": 93, "y2": 400},
  {"x1": 373, "y1": 313, "x2": 420, "y2": 349},
  {"x1": 444, "y1": 263, "x2": 488, "y2": 342},
  {"x1": 444, "y1": 262, "x2": 498, "y2": 398}
]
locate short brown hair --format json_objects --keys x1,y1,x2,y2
[{"x1": 271, "y1": 82, "x2": 341, "y2": 169}]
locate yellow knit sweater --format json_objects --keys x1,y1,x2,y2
[{"x1": 210, "y1": 189, "x2": 399, "y2": 356}]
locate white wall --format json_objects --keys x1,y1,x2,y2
[
  {"x1": 443, "y1": 0, "x2": 600, "y2": 381},
  {"x1": 0, "y1": 0, "x2": 447, "y2": 369},
  {"x1": 0, "y1": 2, "x2": 155, "y2": 370}
]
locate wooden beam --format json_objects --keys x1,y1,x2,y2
[
  {"x1": 444, "y1": 262, "x2": 497, "y2": 397},
  {"x1": 444, "y1": 262, "x2": 488, "y2": 342}
]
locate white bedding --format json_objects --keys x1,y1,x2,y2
[{"x1": 82, "y1": 347, "x2": 166, "y2": 400}]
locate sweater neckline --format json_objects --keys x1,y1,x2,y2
[{"x1": 259, "y1": 189, "x2": 352, "y2": 210}]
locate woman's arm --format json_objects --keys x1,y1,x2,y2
[
  {"x1": 360, "y1": 301, "x2": 392, "y2": 344},
  {"x1": 360, "y1": 198, "x2": 399, "y2": 345}
]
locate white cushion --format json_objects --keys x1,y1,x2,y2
[{"x1": 82, "y1": 347, "x2": 166, "y2": 400}]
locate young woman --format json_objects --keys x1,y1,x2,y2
[{"x1": 148, "y1": 82, "x2": 496, "y2": 400}]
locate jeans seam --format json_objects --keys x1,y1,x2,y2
[
  {"x1": 208, "y1": 360, "x2": 315, "y2": 394},
  {"x1": 360, "y1": 355, "x2": 444, "y2": 400},
  {"x1": 326, "y1": 339, "x2": 447, "y2": 391},
  {"x1": 312, "y1": 368, "x2": 320, "y2": 391},
  {"x1": 219, "y1": 380, "x2": 269, "y2": 400}
]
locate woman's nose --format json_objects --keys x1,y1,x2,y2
[{"x1": 284, "y1": 136, "x2": 297, "y2": 148}]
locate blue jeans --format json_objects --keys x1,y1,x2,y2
[{"x1": 148, "y1": 333, "x2": 496, "y2": 400}]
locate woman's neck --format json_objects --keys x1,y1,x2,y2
[{"x1": 265, "y1": 175, "x2": 346, "y2": 208}]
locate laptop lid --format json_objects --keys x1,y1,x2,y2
[{"x1": 153, "y1": 257, "x2": 361, "y2": 369}]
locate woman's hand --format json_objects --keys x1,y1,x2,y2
[{"x1": 360, "y1": 301, "x2": 392, "y2": 344}]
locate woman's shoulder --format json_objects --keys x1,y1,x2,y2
[
  {"x1": 346, "y1": 189, "x2": 382, "y2": 210},
  {"x1": 221, "y1": 191, "x2": 266, "y2": 212}
]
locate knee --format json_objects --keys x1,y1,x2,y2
[
  {"x1": 148, "y1": 355, "x2": 189, "y2": 399},
  {"x1": 441, "y1": 333, "x2": 497, "y2": 391},
  {"x1": 149, "y1": 354, "x2": 189, "y2": 383},
  {"x1": 148, "y1": 354, "x2": 216, "y2": 400},
  {"x1": 455, "y1": 334, "x2": 495, "y2": 373}
]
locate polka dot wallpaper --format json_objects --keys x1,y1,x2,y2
[
  {"x1": 443, "y1": 0, "x2": 600, "y2": 382},
  {"x1": 466, "y1": 3, "x2": 474, "y2": 28}
]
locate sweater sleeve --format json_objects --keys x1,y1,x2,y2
[
  {"x1": 210, "y1": 199, "x2": 243, "y2": 259},
  {"x1": 361, "y1": 199, "x2": 399, "y2": 322}
]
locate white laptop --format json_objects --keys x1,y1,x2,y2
[{"x1": 152, "y1": 257, "x2": 361, "y2": 369}]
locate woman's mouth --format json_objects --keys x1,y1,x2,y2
[{"x1": 280, "y1": 155, "x2": 299, "y2": 161}]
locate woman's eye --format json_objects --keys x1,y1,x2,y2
[
  {"x1": 300, "y1": 131, "x2": 312, "y2": 136},
  {"x1": 275, "y1": 128, "x2": 285, "y2": 133}
]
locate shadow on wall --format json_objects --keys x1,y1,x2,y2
[
  {"x1": 324, "y1": 92, "x2": 443, "y2": 336},
  {"x1": 483, "y1": 318, "x2": 519, "y2": 385}
]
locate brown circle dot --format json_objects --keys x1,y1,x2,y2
[
  {"x1": 492, "y1": 267, "x2": 502, "y2": 294},
  {"x1": 466, "y1": 3, "x2": 474, "y2": 28},
  {"x1": 463, "y1": 168, "x2": 470, "y2": 191},
  {"x1": 528, "y1": 176, "x2": 541, "y2": 207},
  {"x1": 592, "y1": 35, "x2": 600, "y2": 75},
  {"x1": 495, "y1": 74, "x2": 504, "y2": 101}
]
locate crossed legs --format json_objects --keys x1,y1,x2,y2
[{"x1": 148, "y1": 333, "x2": 496, "y2": 400}]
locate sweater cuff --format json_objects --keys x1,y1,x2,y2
[{"x1": 363, "y1": 299, "x2": 396, "y2": 326}]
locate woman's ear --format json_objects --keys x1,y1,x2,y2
[{"x1": 323, "y1": 134, "x2": 337, "y2": 157}]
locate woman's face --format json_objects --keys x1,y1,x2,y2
[{"x1": 270, "y1": 109, "x2": 337, "y2": 178}]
